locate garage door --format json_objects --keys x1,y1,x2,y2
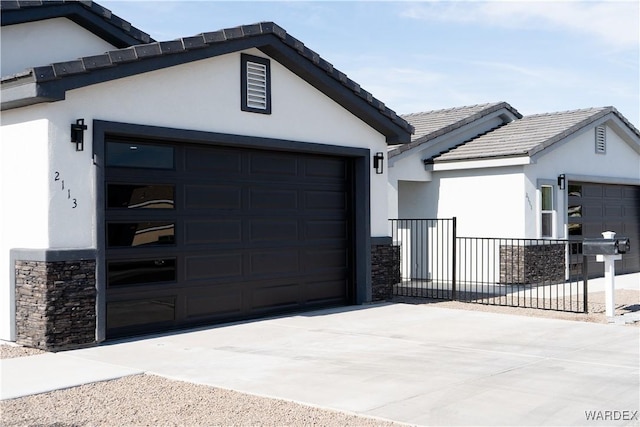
[
  {"x1": 104, "y1": 138, "x2": 354, "y2": 338},
  {"x1": 568, "y1": 182, "x2": 640, "y2": 276}
]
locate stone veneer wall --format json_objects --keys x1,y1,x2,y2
[
  {"x1": 14, "y1": 252, "x2": 97, "y2": 351},
  {"x1": 500, "y1": 243, "x2": 565, "y2": 285},
  {"x1": 371, "y1": 242, "x2": 401, "y2": 301}
]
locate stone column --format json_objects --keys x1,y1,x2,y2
[
  {"x1": 12, "y1": 249, "x2": 97, "y2": 351},
  {"x1": 371, "y1": 237, "x2": 401, "y2": 301}
]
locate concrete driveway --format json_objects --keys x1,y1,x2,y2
[{"x1": 5, "y1": 303, "x2": 640, "y2": 426}]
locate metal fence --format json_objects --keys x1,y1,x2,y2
[{"x1": 390, "y1": 218, "x2": 588, "y2": 313}]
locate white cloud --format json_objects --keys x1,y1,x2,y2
[{"x1": 401, "y1": 1, "x2": 639, "y2": 50}]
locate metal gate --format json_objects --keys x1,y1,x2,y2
[{"x1": 390, "y1": 218, "x2": 588, "y2": 313}]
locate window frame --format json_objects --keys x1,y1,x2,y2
[
  {"x1": 538, "y1": 180, "x2": 557, "y2": 238},
  {"x1": 241, "y1": 53, "x2": 271, "y2": 114}
]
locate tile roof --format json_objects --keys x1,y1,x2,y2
[
  {"x1": 428, "y1": 106, "x2": 640, "y2": 163},
  {"x1": 0, "y1": 21, "x2": 413, "y2": 143},
  {"x1": 389, "y1": 102, "x2": 521, "y2": 157},
  {"x1": 0, "y1": 0, "x2": 154, "y2": 47}
]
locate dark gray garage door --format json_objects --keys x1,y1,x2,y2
[
  {"x1": 104, "y1": 138, "x2": 353, "y2": 338},
  {"x1": 568, "y1": 182, "x2": 640, "y2": 276}
]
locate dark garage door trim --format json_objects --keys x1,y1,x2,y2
[{"x1": 93, "y1": 120, "x2": 372, "y2": 342}]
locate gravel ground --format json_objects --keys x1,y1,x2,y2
[
  {"x1": 0, "y1": 374, "x2": 400, "y2": 427},
  {"x1": 1, "y1": 290, "x2": 637, "y2": 426},
  {"x1": 393, "y1": 288, "x2": 640, "y2": 325}
]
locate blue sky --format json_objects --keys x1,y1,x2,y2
[{"x1": 100, "y1": 1, "x2": 639, "y2": 127}]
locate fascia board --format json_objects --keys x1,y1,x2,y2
[
  {"x1": 1, "y1": 82, "x2": 64, "y2": 110},
  {"x1": 428, "y1": 156, "x2": 532, "y2": 171}
]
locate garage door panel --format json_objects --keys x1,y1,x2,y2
[
  {"x1": 305, "y1": 191, "x2": 346, "y2": 210},
  {"x1": 250, "y1": 219, "x2": 299, "y2": 241},
  {"x1": 603, "y1": 205, "x2": 623, "y2": 217},
  {"x1": 185, "y1": 253, "x2": 243, "y2": 280},
  {"x1": 185, "y1": 184, "x2": 242, "y2": 210},
  {"x1": 304, "y1": 248, "x2": 348, "y2": 271},
  {"x1": 604, "y1": 186, "x2": 623, "y2": 199},
  {"x1": 249, "y1": 153, "x2": 299, "y2": 176},
  {"x1": 185, "y1": 289, "x2": 243, "y2": 319},
  {"x1": 582, "y1": 185, "x2": 603, "y2": 198},
  {"x1": 184, "y1": 147, "x2": 242, "y2": 174},
  {"x1": 305, "y1": 220, "x2": 348, "y2": 240},
  {"x1": 249, "y1": 250, "x2": 300, "y2": 275},
  {"x1": 249, "y1": 188, "x2": 298, "y2": 210},
  {"x1": 185, "y1": 220, "x2": 242, "y2": 245},
  {"x1": 305, "y1": 157, "x2": 348, "y2": 180},
  {"x1": 305, "y1": 279, "x2": 348, "y2": 303},
  {"x1": 106, "y1": 296, "x2": 176, "y2": 330},
  {"x1": 251, "y1": 282, "x2": 301, "y2": 310}
]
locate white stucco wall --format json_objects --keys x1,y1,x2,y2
[
  {"x1": 0, "y1": 118, "x2": 50, "y2": 340},
  {"x1": 1, "y1": 18, "x2": 117, "y2": 76},
  {"x1": 398, "y1": 166, "x2": 527, "y2": 237}
]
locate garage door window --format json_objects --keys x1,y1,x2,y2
[
  {"x1": 107, "y1": 258, "x2": 177, "y2": 287},
  {"x1": 107, "y1": 222, "x2": 175, "y2": 247},
  {"x1": 107, "y1": 184, "x2": 175, "y2": 209},
  {"x1": 106, "y1": 142, "x2": 174, "y2": 169},
  {"x1": 567, "y1": 184, "x2": 583, "y2": 236}
]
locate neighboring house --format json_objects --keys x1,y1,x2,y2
[
  {"x1": 389, "y1": 103, "x2": 640, "y2": 277},
  {"x1": 0, "y1": 1, "x2": 412, "y2": 348}
]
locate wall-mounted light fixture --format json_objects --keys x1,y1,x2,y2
[
  {"x1": 557, "y1": 174, "x2": 566, "y2": 190},
  {"x1": 373, "y1": 152, "x2": 384, "y2": 174},
  {"x1": 70, "y1": 118, "x2": 87, "y2": 151}
]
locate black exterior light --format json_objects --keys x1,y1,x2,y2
[
  {"x1": 373, "y1": 152, "x2": 384, "y2": 174},
  {"x1": 71, "y1": 119, "x2": 87, "y2": 151},
  {"x1": 557, "y1": 174, "x2": 566, "y2": 190}
]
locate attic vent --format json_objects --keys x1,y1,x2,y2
[
  {"x1": 241, "y1": 54, "x2": 271, "y2": 114},
  {"x1": 595, "y1": 125, "x2": 606, "y2": 154}
]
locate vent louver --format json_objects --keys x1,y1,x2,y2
[
  {"x1": 595, "y1": 125, "x2": 606, "y2": 154},
  {"x1": 246, "y1": 61, "x2": 267, "y2": 110}
]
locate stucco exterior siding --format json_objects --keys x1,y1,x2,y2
[
  {"x1": 1, "y1": 18, "x2": 117, "y2": 77},
  {"x1": 0, "y1": 118, "x2": 50, "y2": 340},
  {"x1": 398, "y1": 167, "x2": 526, "y2": 238}
]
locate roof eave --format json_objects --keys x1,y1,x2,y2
[
  {"x1": 1, "y1": 2, "x2": 153, "y2": 47},
  {"x1": 1, "y1": 81, "x2": 65, "y2": 110}
]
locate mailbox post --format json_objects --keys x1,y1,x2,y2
[{"x1": 582, "y1": 231, "x2": 631, "y2": 319}]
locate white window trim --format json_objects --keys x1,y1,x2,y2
[{"x1": 538, "y1": 180, "x2": 558, "y2": 239}]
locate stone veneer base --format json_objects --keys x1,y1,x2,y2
[
  {"x1": 12, "y1": 249, "x2": 97, "y2": 351},
  {"x1": 371, "y1": 242, "x2": 401, "y2": 301}
]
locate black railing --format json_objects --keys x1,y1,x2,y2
[{"x1": 389, "y1": 218, "x2": 588, "y2": 313}]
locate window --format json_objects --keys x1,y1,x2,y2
[
  {"x1": 107, "y1": 184, "x2": 175, "y2": 209},
  {"x1": 595, "y1": 125, "x2": 606, "y2": 154},
  {"x1": 107, "y1": 258, "x2": 177, "y2": 286},
  {"x1": 241, "y1": 54, "x2": 271, "y2": 114},
  {"x1": 567, "y1": 183, "x2": 582, "y2": 237},
  {"x1": 540, "y1": 184, "x2": 555, "y2": 238},
  {"x1": 106, "y1": 142, "x2": 174, "y2": 169},
  {"x1": 107, "y1": 222, "x2": 175, "y2": 247}
]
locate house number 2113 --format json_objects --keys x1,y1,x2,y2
[{"x1": 54, "y1": 171, "x2": 77, "y2": 209}]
